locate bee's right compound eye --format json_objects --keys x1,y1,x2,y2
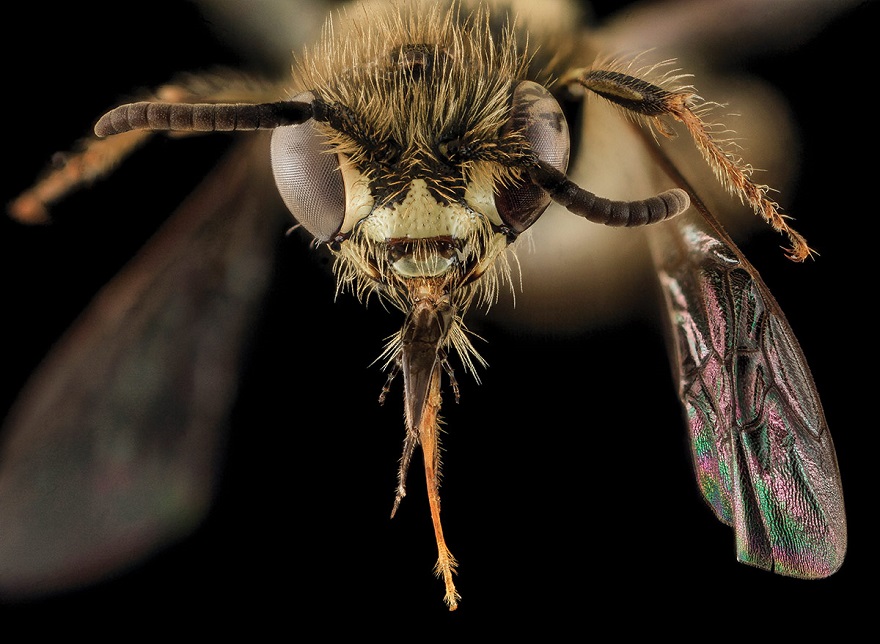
[
  {"x1": 271, "y1": 92, "x2": 346, "y2": 242},
  {"x1": 494, "y1": 81, "x2": 570, "y2": 234}
]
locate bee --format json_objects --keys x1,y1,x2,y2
[{"x1": 1, "y1": 0, "x2": 856, "y2": 613}]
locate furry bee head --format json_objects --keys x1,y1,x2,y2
[{"x1": 273, "y1": 1, "x2": 572, "y2": 322}]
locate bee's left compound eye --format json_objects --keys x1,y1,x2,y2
[
  {"x1": 271, "y1": 91, "x2": 346, "y2": 242},
  {"x1": 494, "y1": 81, "x2": 570, "y2": 234}
]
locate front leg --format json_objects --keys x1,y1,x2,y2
[
  {"x1": 8, "y1": 71, "x2": 278, "y2": 224},
  {"x1": 562, "y1": 65, "x2": 810, "y2": 261}
]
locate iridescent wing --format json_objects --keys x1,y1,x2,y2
[
  {"x1": 567, "y1": 0, "x2": 852, "y2": 577},
  {"x1": 647, "y1": 169, "x2": 846, "y2": 577}
]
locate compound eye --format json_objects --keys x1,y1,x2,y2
[
  {"x1": 270, "y1": 91, "x2": 345, "y2": 242},
  {"x1": 494, "y1": 81, "x2": 570, "y2": 234}
]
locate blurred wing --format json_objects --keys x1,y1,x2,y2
[
  {"x1": 647, "y1": 169, "x2": 846, "y2": 578},
  {"x1": 0, "y1": 135, "x2": 287, "y2": 597}
]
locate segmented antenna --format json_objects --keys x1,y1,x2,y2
[
  {"x1": 529, "y1": 160, "x2": 690, "y2": 226},
  {"x1": 94, "y1": 100, "x2": 315, "y2": 137}
]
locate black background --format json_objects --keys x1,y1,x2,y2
[{"x1": 1, "y1": 0, "x2": 875, "y2": 634}]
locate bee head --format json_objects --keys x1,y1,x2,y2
[{"x1": 270, "y1": 3, "x2": 570, "y2": 311}]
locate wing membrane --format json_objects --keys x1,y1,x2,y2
[
  {"x1": 648, "y1": 189, "x2": 846, "y2": 578},
  {"x1": 0, "y1": 135, "x2": 286, "y2": 597}
]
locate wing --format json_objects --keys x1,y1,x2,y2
[
  {"x1": 647, "y1": 176, "x2": 846, "y2": 578},
  {"x1": 0, "y1": 135, "x2": 288, "y2": 597}
]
